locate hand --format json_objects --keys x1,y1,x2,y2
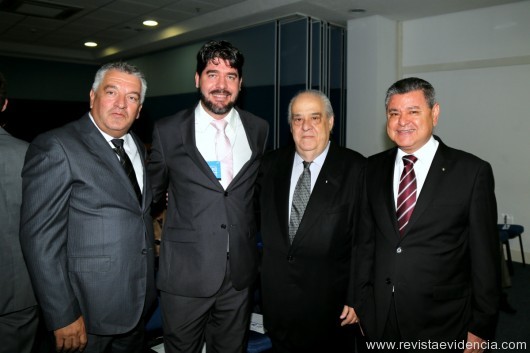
[
  {"x1": 339, "y1": 305, "x2": 358, "y2": 326},
  {"x1": 463, "y1": 332, "x2": 486, "y2": 353},
  {"x1": 54, "y1": 316, "x2": 87, "y2": 352}
]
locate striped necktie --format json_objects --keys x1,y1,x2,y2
[{"x1": 397, "y1": 155, "x2": 417, "y2": 235}]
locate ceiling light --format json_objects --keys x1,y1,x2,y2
[
  {"x1": 84, "y1": 42, "x2": 98, "y2": 47},
  {"x1": 143, "y1": 20, "x2": 158, "y2": 27},
  {"x1": 349, "y1": 9, "x2": 366, "y2": 14}
]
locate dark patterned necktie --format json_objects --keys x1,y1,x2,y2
[
  {"x1": 397, "y1": 155, "x2": 417, "y2": 236},
  {"x1": 289, "y1": 161, "x2": 312, "y2": 244},
  {"x1": 111, "y1": 138, "x2": 142, "y2": 204}
]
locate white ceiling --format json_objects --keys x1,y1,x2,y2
[{"x1": 0, "y1": 0, "x2": 526, "y2": 64}]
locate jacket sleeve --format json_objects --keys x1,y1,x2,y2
[
  {"x1": 467, "y1": 162, "x2": 501, "y2": 340},
  {"x1": 19, "y1": 134, "x2": 82, "y2": 331}
]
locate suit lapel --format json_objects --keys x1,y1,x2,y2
[
  {"x1": 77, "y1": 114, "x2": 143, "y2": 207},
  {"x1": 232, "y1": 109, "x2": 260, "y2": 186},
  {"x1": 404, "y1": 140, "x2": 452, "y2": 236},
  {"x1": 292, "y1": 143, "x2": 340, "y2": 245},
  {"x1": 180, "y1": 109, "x2": 221, "y2": 186},
  {"x1": 274, "y1": 148, "x2": 295, "y2": 246},
  {"x1": 375, "y1": 148, "x2": 403, "y2": 241},
  {"x1": 130, "y1": 132, "x2": 149, "y2": 209}
]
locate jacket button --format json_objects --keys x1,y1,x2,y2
[
  {"x1": 141, "y1": 249, "x2": 147, "y2": 255},
  {"x1": 221, "y1": 224, "x2": 227, "y2": 229},
  {"x1": 287, "y1": 256, "x2": 295, "y2": 263},
  {"x1": 385, "y1": 278, "x2": 391, "y2": 284},
  {"x1": 396, "y1": 247, "x2": 402, "y2": 254},
  {"x1": 224, "y1": 191, "x2": 228, "y2": 197}
]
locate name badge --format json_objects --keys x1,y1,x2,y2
[{"x1": 207, "y1": 161, "x2": 222, "y2": 179}]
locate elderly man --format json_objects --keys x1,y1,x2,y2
[{"x1": 257, "y1": 90, "x2": 365, "y2": 353}]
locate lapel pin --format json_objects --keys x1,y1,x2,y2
[
  {"x1": 325, "y1": 180, "x2": 328, "y2": 184},
  {"x1": 442, "y1": 167, "x2": 446, "y2": 171}
]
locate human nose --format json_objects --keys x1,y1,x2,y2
[
  {"x1": 301, "y1": 118, "x2": 313, "y2": 130},
  {"x1": 397, "y1": 114, "x2": 409, "y2": 126},
  {"x1": 114, "y1": 94, "x2": 127, "y2": 109}
]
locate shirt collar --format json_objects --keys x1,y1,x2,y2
[
  {"x1": 195, "y1": 102, "x2": 236, "y2": 133},
  {"x1": 89, "y1": 112, "x2": 128, "y2": 142},
  {"x1": 294, "y1": 141, "x2": 331, "y2": 168},
  {"x1": 396, "y1": 136, "x2": 438, "y2": 166}
]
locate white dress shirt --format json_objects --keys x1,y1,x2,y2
[
  {"x1": 393, "y1": 136, "x2": 439, "y2": 207},
  {"x1": 288, "y1": 141, "x2": 330, "y2": 220},
  {"x1": 194, "y1": 102, "x2": 251, "y2": 178}
]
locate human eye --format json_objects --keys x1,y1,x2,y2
[
  {"x1": 293, "y1": 117, "x2": 303, "y2": 125},
  {"x1": 105, "y1": 89, "x2": 117, "y2": 96},
  {"x1": 311, "y1": 116, "x2": 322, "y2": 124},
  {"x1": 127, "y1": 95, "x2": 140, "y2": 103},
  {"x1": 227, "y1": 74, "x2": 237, "y2": 81},
  {"x1": 387, "y1": 111, "x2": 399, "y2": 118}
]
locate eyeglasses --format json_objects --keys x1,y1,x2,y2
[{"x1": 291, "y1": 115, "x2": 323, "y2": 126}]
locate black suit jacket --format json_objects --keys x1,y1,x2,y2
[
  {"x1": 149, "y1": 106, "x2": 269, "y2": 297},
  {"x1": 257, "y1": 142, "x2": 365, "y2": 350},
  {"x1": 355, "y1": 136, "x2": 500, "y2": 342},
  {"x1": 20, "y1": 114, "x2": 156, "y2": 334}
]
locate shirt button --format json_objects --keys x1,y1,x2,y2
[{"x1": 396, "y1": 247, "x2": 402, "y2": 254}]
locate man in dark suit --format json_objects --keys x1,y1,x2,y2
[
  {"x1": 0, "y1": 73, "x2": 39, "y2": 353},
  {"x1": 148, "y1": 40, "x2": 269, "y2": 353},
  {"x1": 257, "y1": 90, "x2": 365, "y2": 353},
  {"x1": 20, "y1": 62, "x2": 156, "y2": 353},
  {"x1": 355, "y1": 77, "x2": 500, "y2": 352}
]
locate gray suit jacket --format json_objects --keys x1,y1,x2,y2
[
  {"x1": 0, "y1": 127, "x2": 37, "y2": 315},
  {"x1": 20, "y1": 114, "x2": 156, "y2": 335},
  {"x1": 149, "y1": 106, "x2": 269, "y2": 297}
]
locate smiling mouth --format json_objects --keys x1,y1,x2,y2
[
  {"x1": 398, "y1": 129, "x2": 415, "y2": 133},
  {"x1": 211, "y1": 90, "x2": 230, "y2": 98}
]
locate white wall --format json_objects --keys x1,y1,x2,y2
[{"x1": 347, "y1": 1, "x2": 530, "y2": 263}]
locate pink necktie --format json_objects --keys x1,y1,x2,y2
[
  {"x1": 397, "y1": 155, "x2": 417, "y2": 236},
  {"x1": 211, "y1": 119, "x2": 233, "y2": 189}
]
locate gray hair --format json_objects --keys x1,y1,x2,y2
[
  {"x1": 287, "y1": 89, "x2": 334, "y2": 125},
  {"x1": 385, "y1": 77, "x2": 436, "y2": 109},
  {"x1": 92, "y1": 62, "x2": 147, "y2": 104}
]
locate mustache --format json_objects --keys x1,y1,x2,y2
[{"x1": 210, "y1": 89, "x2": 231, "y2": 95}]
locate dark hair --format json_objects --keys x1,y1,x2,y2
[
  {"x1": 196, "y1": 40, "x2": 244, "y2": 78},
  {"x1": 385, "y1": 77, "x2": 436, "y2": 109},
  {"x1": 92, "y1": 62, "x2": 147, "y2": 103},
  {"x1": 0, "y1": 72, "x2": 7, "y2": 109}
]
